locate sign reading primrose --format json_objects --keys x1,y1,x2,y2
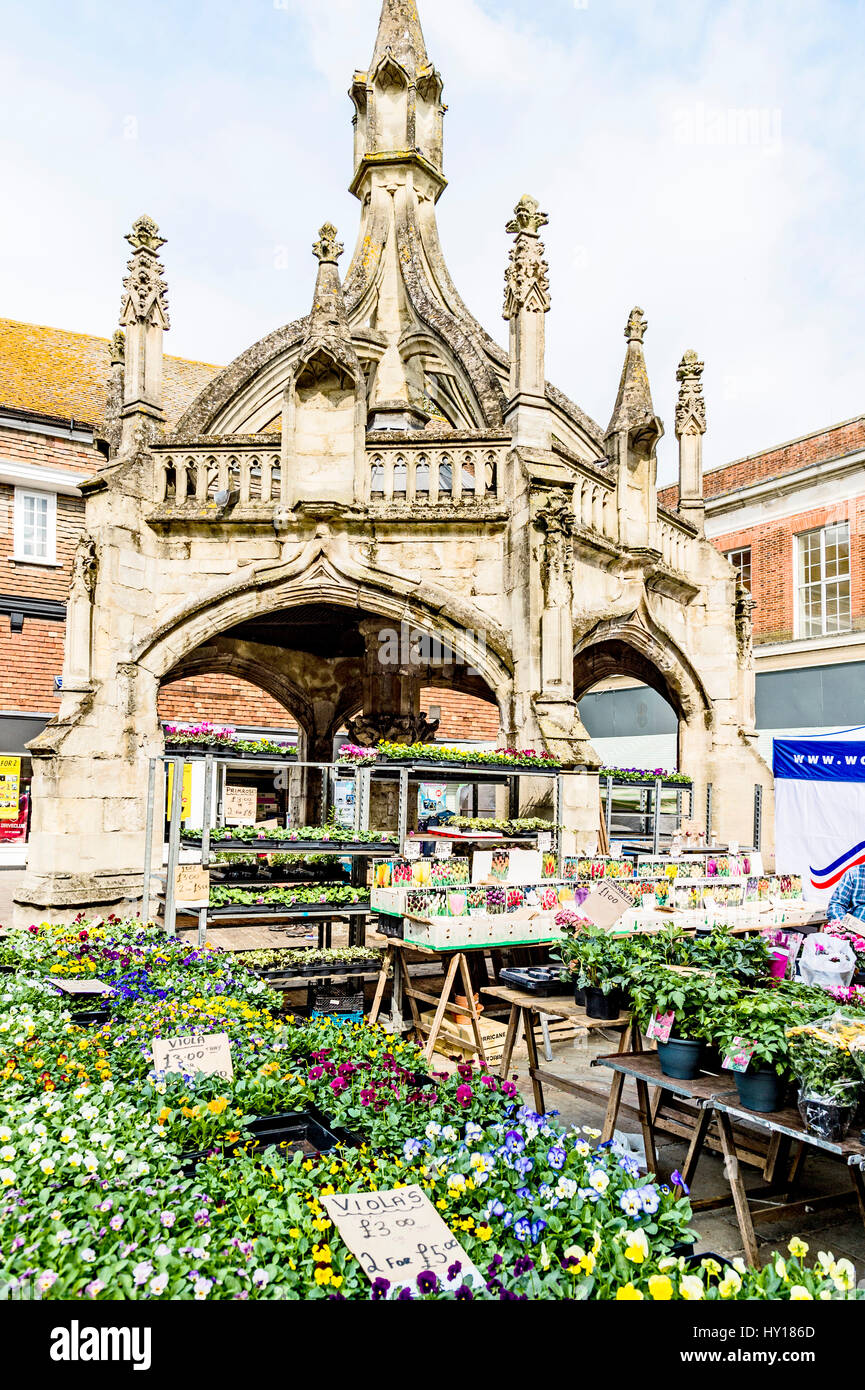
[
  {"x1": 322, "y1": 1185, "x2": 483, "y2": 1295},
  {"x1": 151, "y1": 1031, "x2": 233, "y2": 1081}
]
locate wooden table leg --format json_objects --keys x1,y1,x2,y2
[
  {"x1": 601, "y1": 1067, "x2": 627, "y2": 1143},
  {"x1": 522, "y1": 1006, "x2": 546, "y2": 1115},
  {"x1": 849, "y1": 1161, "x2": 865, "y2": 1227},
  {"x1": 716, "y1": 1110, "x2": 760, "y2": 1265},
  {"x1": 675, "y1": 1103, "x2": 712, "y2": 1198},
  {"x1": 635, "y1": 1079, "x2": 659, "y2": 1177},
  {"x1": 423, "y1": 952, "x2": 461, "y2": 1065},
  {"x1": 368, "y1": 944, "x2": 393, "y2": 1025},
  {"x1": 497, "y1": 1004, "x2": 520, "y2": 1081},
  {"x1": 457, "y1": 953, "x2": 488, "y2": 1069}
]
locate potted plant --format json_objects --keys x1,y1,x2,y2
[
  {"x1": 630, "y1": 963, "x2": 739, "y2": 1079},
  {"x1": 713, "y1": 992, "x2": 804, "y2": 1112},
  {"x1": 558, "y1": 922, "x2": 631, "y2": 1019}
]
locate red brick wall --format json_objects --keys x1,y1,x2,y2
[
  {"x1": 660, "y1": 416, "x2": 865, "y2": 509},
  {"x1": 423, "y1": 689, "x2": 500, "y2": 740},
  {"x1": 0, "y1": 617, "x2": 65, "y2": 712},
  {"x1": 158, "y1": 675, "x2": 295, "y2": 728},
  {"x1": 712, "y1": 497, "x2": 865, "y2": 644}
]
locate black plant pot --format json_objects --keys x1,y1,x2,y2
[
  {"x1": 573, "y1": 984, "x2": 586, "y2": 1007},
  {"x1": 854, "y1": 969, "x2": 865, "y2": 986},
  {"x1": 583, "y1": 986, "x2": 623, "y2": 1020},
  {"x1": 657, "y1": 1036, "x2": 703, "y2": 1080},
  {"x1": 734, "y1": 1067, "x2": 786, "y2": 1114},
  {"x1": 701, "y1": 1045, "x2": 724, "y2": 1075}
]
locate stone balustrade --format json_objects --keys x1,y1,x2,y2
[
  {"x1": 367, "y1": 442, "x2": 507, "y2": 505},
  {"x1": 153, "y1": 446, "x2": 283, "y2": 506}
]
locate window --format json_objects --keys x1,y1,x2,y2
[
  {"x1": 726, "y1": 546, "x2": 752, "y2": 590},
  {"x1": 13, "y1": 488, "x2": 56, "y2": 564},
  {"x1": 796, "y1": 522, "x2": 851, "y2": 638}
]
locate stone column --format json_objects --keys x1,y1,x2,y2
[
  {"x1": 63, "y1": 535, "x2": 99, "y2": 690},
  {"x1": 675, "y1": 349, "x2": 707, "y2": 534},
  {"x1": 502, "y1": 196, "x2": 552, "y2": 450}
]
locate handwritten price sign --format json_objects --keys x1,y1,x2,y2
[
  {"x1": 151, "y1": 1031, "x2": 233, "y2": 1080},
  {"x1": 323, "y1": 1185, "x2": 483, "y2": 1292},
  {"x1": 581, "y1": 880, "x2": 632, "y2": 930}
]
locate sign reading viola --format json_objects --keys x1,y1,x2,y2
[
  {"x1": 151, "y1": 1032, "x2": 233, "y2": 1080},
  {"x1": 322, "y1": 1185, "x2": 483, "y2": 1293}
]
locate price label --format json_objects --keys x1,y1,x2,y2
[
  {"x1": 224, "y1": 785, "x2": 257, "y2": 825},
  {"x1": 646, "y1": 1010, "x2": 675, "y2": 1044},
  {"x1": 151, "y1": 1031, "x2": 233, "y2": 1080},
  {"x1": 581, "y1": 880, "x2": 632, "y2": 930},
  {"x1": 53, "y1": 978, "x2": 112, "y2": 997},
  {"x1": 404, "y1": 839, "x2": 421, "y2": 860},
  {"x1": 322, "y1": 1186, "x2": 483, "y2": 1293},
  {"x1": 434, "y1": 840, "x2": 453, "y2": 860},
  {"x1": 722, "y1": 1037, "x2": 755, "y2": 1074},
  {"x1": 537, "y1": 831, "x2": 553, "y2": 852}
]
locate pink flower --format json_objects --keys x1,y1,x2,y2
[
  {"x1": 330, "y1": 1077, "x2": 348, "y2": 1095},
  {"x1": 455, "y1": 1084, "x2": 473, "y2": 1107}
]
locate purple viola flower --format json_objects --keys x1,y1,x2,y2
[
  {"x1": 416, "y1": 1270, "x2": 438, "y2": 1295},
  {"x1": 547, "y1": 1145, "x2": 566, "y2": 1171}
]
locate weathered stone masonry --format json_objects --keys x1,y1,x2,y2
[{"x1": 15, "y1": 0, "x2": 772, "y2": 920}]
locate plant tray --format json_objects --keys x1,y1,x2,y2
[
  {"x1": 166, "y1": 745, "x2": 296, "y2": 763},
  {"x1": 373, "y1": 759, "x2": 559, "y2": 779},
  {"x1": 311, "y1": 990, "x2": 364, "y2": 1014},
  {"x1": 376, "y1": 914, "x2": 405, "y2": 939},
  {"x1": 68, "y1": 1008, "x2": 112, "y2": 1027},
  {"x1": 179, "y1": 1106, "x2": 360, "y2": 1171},
  {"x1": 207, "y1": 901, "x2": 370, "y2": 919},
  {"x1": 499, "y1": 966, "x2": 571, "y2": 996},
  {"x1": 186, "y1": 837, "x2": 395, "y2": 855}
]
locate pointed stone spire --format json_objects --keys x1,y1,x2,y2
[
  {"x1": 605, "y1": 308, "x2": 660, "y2": 443},
  {"x1": 350, "y1": 0, "x2": 445, "y2": 201},
  {"x1": 282, "y1": 225, "x2": 367, "y2": 509},
  {"x1": 118, "y1": 215, "x2": 169, "y2": 444},
  {"x1": 503, "y1": 196, "x2": 552, "y2": 449},
  {"x1": 605, "y1": 307, "x2": 663, "y2": 549},
  {"x1": 675, "y1": 349, "x2": 707, "y2": 533},
  {"x1": 372, "y1": 0, "x2": 429, "y2": 74},
  {"x1": 297, "y1": 224, "x2": 360, "y2": 383}
]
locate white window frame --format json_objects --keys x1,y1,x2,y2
[
  {"x1": 13, "y1": 487, "x2": 57, "y2": 566},
  {"x1": 794, "y1": 521, "x2": 851, "y2": 640}
]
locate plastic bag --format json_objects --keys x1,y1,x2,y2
[
  {"x1": 797, "y1": 1083, "x2": 860, "y2": 1141},
  {"x1": 798, "y1": 932, "x2": 856, "y2": 989}
]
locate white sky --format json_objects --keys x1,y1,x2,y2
[{"x1": 0, "y1": 0, "x2": 862, "y2": 478}]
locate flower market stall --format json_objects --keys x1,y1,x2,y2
[{"x1": 0, "y1": 918, "x2": 859, "y2": 1304}]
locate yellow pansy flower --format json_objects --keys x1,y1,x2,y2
[
  {"x1": 616, "y1": 1283, "x2": 644, "y2": 1300},
  {"x1": 647, "y1": 1275, "x2": 673, "y2": 1301}
]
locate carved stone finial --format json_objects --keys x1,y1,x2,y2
[
  {"x1": 312, "y1": 223, "x2": 344, "y2": 264},
  {"x1": 504, "y1": 197, "x2": 551, "y2": 319},
  {"x1": 536, "y1": 489, "x2": 576, "y2": 604},
  {"x1": 675, "y1": 349, "x2": 707, "y2": 435},
  {"x1": 125, "y1": 214, "x2": 166, "y2": 253},
  {"x1": 72, "y1": 534, "x2": 99, "y2": 597},
  {"x1": 120, "y1": 216, "x2": 169, "y2": 330},
  {"x1": 625, "y1": 307, "x2": 647, "y2": 344},
  {"x1": 109, "y1": 329, "x2": 125, "y2": 366},
  {"x1": 506, "y1": 195, "x2": 549, "y2": 238}
]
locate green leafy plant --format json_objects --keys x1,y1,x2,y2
[
  {"x1": 630, "y1": 962, "x2": 739, "y2": 1042},
  {"x1": 376, "y1": 741, "x2": 560, "y2": 769}
]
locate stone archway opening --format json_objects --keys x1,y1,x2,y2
[
  {"x1": 157, "y1": 598, "x2": 506, "y2": 830},
  {"x1": 574, "y1": 637, "x2": 703, "y2": 843}
]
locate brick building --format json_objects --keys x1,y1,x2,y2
[
  {"x1": 0, "y1": 316, "x2": 498, "y2": 855},
  {"x1": 580, "y1": 413, "x2": 865, "y2": 767}
]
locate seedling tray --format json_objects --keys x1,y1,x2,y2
[{"x1": 499, "y1": 966, "x2": 571, "y2": 996}]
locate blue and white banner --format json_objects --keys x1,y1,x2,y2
[{"x1": 774, "y1": 732, "x2": 865, "y2": 904}]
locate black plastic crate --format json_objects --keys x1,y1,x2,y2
[
  {"x1": 69, "y1": 1008, "x2": 112, "y2": 1027},
  {"x1": 179, "y1": 1105, "x2": 359, "y2": 1172},
  {"x1": 499, "y1": 966, "x2": 571, "y2": 997},
  {"x1": 311, "y1": 989, "x2": 364, "y2": 1014},
  {"x1": 376, "y1": 915, "x2": 404, "y2": 939}
]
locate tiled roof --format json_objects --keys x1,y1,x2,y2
[{"x1": 0, "y1": 317, "x2": 220, "y2": 430}]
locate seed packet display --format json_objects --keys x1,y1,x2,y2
[
  {"x1": 467, "y1": 886, "x2": 487, "y2": 916},
  {"x1": 506, "y1": 885, "x2": 526, "y2": 911},
  {"x1": 542, "y1": 850, "x2": 559, "y2": 879},
  {"x1": 563, "y1": 857, "x2": 581, "y2": 881},
  {"x1": 431, "y1": 857, "x2": 470, "y2": 887},
  {"x1": 673, "y1": 881, "x2": 700, "y2": 911},
  {"x1": 490, "y1": 849, "x2": 510, "y2": 882},
  {"x1": 405, "y1": 889, "x2": 432, "y2": 918},
  {"x1": 486, "y1": 886, "x2": 506, "y2": 915},
  {"x1": 654, "y1": 879, "x2": 671, "y2": 908},
  {"x1": 374, "y1": 861, "x2": 395, "y2": 889},
  {"x1": 604, "y1": 858, "x2": 635, "y2": 880},
  {"x1": 538, "y1": 884, "x2": 561, "y2": 912},
  {"x1": 446, "y1": 888, "x2": 470, "y2": 918},
  {"x1": 744, "y1": 877, "x2": 759, "y2": 903},
  {"x1": 726, "y1": 882, "x2": 744, "y2": 909}
]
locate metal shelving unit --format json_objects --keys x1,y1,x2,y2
[{"x1": 144, "y1": 752, "x2": 568, "y2": 947}]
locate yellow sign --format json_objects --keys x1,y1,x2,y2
[
  {"x1": 0, "y1": 756, "x2": 21, "y2": 821},
  {"x1": 166, "y1": 763, "x2": 192, "y2": 821}
]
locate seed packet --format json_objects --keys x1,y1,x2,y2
[
  {"x1": 486, "y1": 886, "x2": 506, "y2": 915},
  {"x1": 562, "y1": 857, "x2": 581, "y2": 881},
  {"x1": 491, "y1": 850, "x2": 510, "y2": 882},
  {"x1": 506, "y1": 886, "x2": 526, "y2": 911},
  {"x1": 542, "y1": 851, "x2": 559, "y2": 879}
]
